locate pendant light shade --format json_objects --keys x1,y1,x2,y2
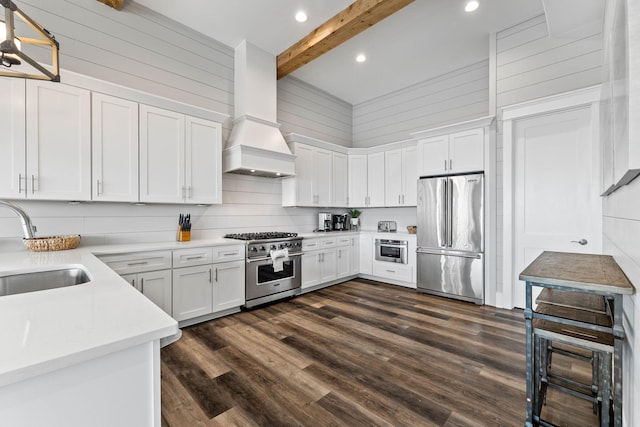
[{"x1": 0, "y1": 0, "x2": 59, "y2": 81}]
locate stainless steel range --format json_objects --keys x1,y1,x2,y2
[{"x1": 224, "y1": 232, "x2": 303, "y2": 308}]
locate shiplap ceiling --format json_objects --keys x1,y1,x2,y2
[{"x1": 133, "y1": 0, "x2": 603, "y2": 105}]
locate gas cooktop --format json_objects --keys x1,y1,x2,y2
[{"x1": 224, "y1": 232, "x2": 298, "y2": 241}]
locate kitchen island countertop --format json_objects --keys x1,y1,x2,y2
[{"x1": 0, "y1": 247, "x2": 179, "y2": 388}]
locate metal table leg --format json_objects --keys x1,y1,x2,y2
[
  {"x1": 612, "y1": 295, "x2": 624, "y2": 427},
  {"x1": 524, "y1": 281, "x2": 534, "y2": 427}
]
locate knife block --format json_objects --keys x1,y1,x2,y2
[{"x1": 177, "y1": 228, "x2": 191, "y2": 242}]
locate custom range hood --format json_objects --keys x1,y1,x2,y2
[{"x1": 223, "y1": 40, "x2": 295, "y2": 178}]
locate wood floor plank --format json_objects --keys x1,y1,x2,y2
[{"x1": 161, "y1": 280, "x2": 598, "y2": 427}]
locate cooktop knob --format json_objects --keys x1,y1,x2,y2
[
  {"x1": 250, "y1": 247, "x2": 258, "y2": 252},
  {"x1": 260, "y1": 246, "x2": 266, "y2": 251},
  {"x1": 270, "y1": 244, "x2": 277, "y2": 250}
]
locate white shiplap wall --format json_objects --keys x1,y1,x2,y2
[
  {"x1": 278, "y1": 76, "x2": 352, "y2": 147},
  {"x1": 496, "y1": 14, "x2": 603, "y2": 108},
  {"x1": 494, "y1": 14, "x2": 604, "y2": 302},
  {"x1": 352, "y1": 60, "x2": 490, "y2": 148},
  {"x1": 0, "y1": 0, "x2": 345, "y2": 250}
]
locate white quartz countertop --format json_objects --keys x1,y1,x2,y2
[
  {"x1": 0, "y1": 247, "x2": 179, "y2": 388},
  {"x1": 86, "y1": 237, "x2": 243, "y2": 255}
]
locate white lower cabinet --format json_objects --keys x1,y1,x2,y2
[
  {"x1": 336, "y1": 246, "x2": 350, "y2": 278},
  {"x1": 372, "y1": 261, "x2": 413, "y2": 283},
  {"x1": 122, "y1": 270, "x2": 172, "y2": 315},
  {"x1": 359, "y1": 234, "x2": 373, "y2": 275},
  {"x1": 172, "y1": 264, "x2": 213, "y2": 321},
  {"x1": 302, "y1": 249, "x2": 337, "y2": 289},
  {"x1": 212, "y1": 260, "x2": 245, "y2": 312}
]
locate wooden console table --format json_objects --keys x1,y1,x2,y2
[{"x1": 519, "y1": 251, "x2": 634, "y2": 427}]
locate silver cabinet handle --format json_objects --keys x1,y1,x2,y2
[
  {"x1": 96, "y1": 179, "x2": 102, "y2": 195},
  {"x1": 444, "y1": 159, "x2": 447, "y2": 171},
  {"x1": 188, "y1": 186, "x2": 192, "y2": 199},
  {"x1": 31, "y1": 175, "x2": 36, "y2": 194},
  {"x1": 140, "y1": 278, "x2": 144, "y2": 293},
  {"x1": 181, "y1": 186, "x2": 186, "y2": 200},
  {"x1": 571, "y1": 239, "x2": 588, "y2": 246},
  {"x1": 386, "y1": 269, "x2": 395, "y2": 273},
  {"x1": 18, "y1": 173, "x2": 23, "y2": 194},
  {"x1": 185, "y1": 255, "x2": 204, "y2": 260},
  {"x1": 127, "y1": 261, "x2": 149, "y2": 266},
  {"x1": 398, "y1": 195, "x2": 401, "y2": 204},
  {"x1": 449, "y1": 159, "x2": 453, "y2": 170},
  {"x1": 215, "y1": 267, "x2": 218, "y2": 282},
  {"x1": 208, "y1": 268, "x2": 212, "y2": 283}
]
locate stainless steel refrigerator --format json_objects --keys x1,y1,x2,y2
[{"x1": 416, "y1": 173, "x2": 484, "y2": 304}]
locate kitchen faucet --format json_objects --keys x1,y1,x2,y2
[{"x1": 0, "y1": 200, "x2": 37, "y2": 239}]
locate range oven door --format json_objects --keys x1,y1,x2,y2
[{"x1": 245, "y1": 253, "x2": 302, "y2": 301}]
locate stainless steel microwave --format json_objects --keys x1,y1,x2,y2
[{"x1": 375, "y1": 239, "x2": 408, "y2": 264}]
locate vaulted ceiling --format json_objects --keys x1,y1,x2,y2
[{"x1": 133, "y1": 0, "x2": 604, "y2": 105}]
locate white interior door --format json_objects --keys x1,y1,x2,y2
[{"x1": 512, "y1": 106, "x2": 601, "y2": 308}]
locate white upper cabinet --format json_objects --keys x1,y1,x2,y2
[
  {"x1": 367, "y1": 152, "x2": 385, "y2": 207},
  {"x1": 282, "y1": 141, "x2": 346, "y2": 207},
  {"x1": 140, "y1": 105, "x2": 185, "y2": 204},
  {"x1": 348, "y1": 154, "x2": 368, "y2": 207},
  {"x1": 417, "y1": 128, "x2": 484, "y2": 177},
  {"x1": 185, "y1": 116, "x2": 222, "y2": 205},
  {"x1": 0, "y1": 79, "x2": 25, "y2": 198},
  {"x1": 332, "y1": 152, "x2": 348, "y2": 207},
  {"x1": 384, "y1": 145, "x2": 417, "y2": 207},
  {"x1": 140, "y1": 105, "x2": 222, "y2": 204},
  {"x1": 92, "y1": 93, "x2": 139, "y2": 202},
  {"x1": 24, "y1": 81, "x2": 91, "y2": 200}
]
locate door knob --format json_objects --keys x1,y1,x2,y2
[{"x1": 571, "y1": 239, "x2": 588, "y2": 246}]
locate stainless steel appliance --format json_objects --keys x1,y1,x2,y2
[
  {"x1": 224, "y1": 232, "x2": 303, "y2": 308},
  {"x1": 375, "y1": 239, "x2": 408, "y2": 264},
  {"x1": 377, "y1": 220, "x2": 397, "y2": 232},
  {"x1": 318, "y1": 212, "x2": 332, "y2": 231},
  {"x1": 332, "y1": 213, "x2": 348, "y2": 231},
  {"x1": 416, "y1": 173, "x2": 484, "y2": 304}
]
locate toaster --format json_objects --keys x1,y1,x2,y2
[{"x1": 377, "y1": 221, "x2": 397, "y2": 232}]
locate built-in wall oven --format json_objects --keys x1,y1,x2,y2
[
  {"x1": 375, "y1": 239, "x2": 408, "y2": 264},
  {"x1": 224, "y1": 232, "x2": 303, "y2": 308}
]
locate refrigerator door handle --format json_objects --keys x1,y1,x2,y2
[
  {"x1": 417, "y1": 248, "x2": 482, "y2": 259},
  {"x1": 448, "y1": 178, "x2": 454, "y2": 247},
  {"x1": 442, "y1": 178, "x2": 448, "y2": 247}
]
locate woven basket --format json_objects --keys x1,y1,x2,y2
[
  {"x1": 406, "y1": 226, "x2": 417, "y2": 234},
  {"x1": 23, "y1": 235, "x2": 81, "y2": 252}
]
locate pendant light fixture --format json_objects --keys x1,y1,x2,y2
[{"x1": 0, "y1": 0, "x2": 59, "y2": 81}]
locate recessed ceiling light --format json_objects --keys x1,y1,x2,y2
[
  {"x1": 295, "y1": 11, "x2": 307, "y2": 23},
  {"x1": 465, "y1": 1, "x2": 479, "y2": 12},
  {"x1": 276, "y1": 172, "x2": 281, "y2": 176},
  {"x1": 250, "y1": 169, "x2": 256, "y2": 173},
  {"x1": 356, "y1": 54, "x2": 366, "y2": 63}
]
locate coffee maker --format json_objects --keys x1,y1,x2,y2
[
  {"x1": 332, "y1": 214, "x2": 348, "y2": 231},
  {"x1": 318, "y1": 212, "x2": 332, "y2": 232}
]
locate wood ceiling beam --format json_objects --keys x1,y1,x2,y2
[
  {"x1": 277, "y1": 0, "x2": 414, "y2": 79},
  {"x1": 97, "y1": 0, "x2": 124, "y2": 11}
]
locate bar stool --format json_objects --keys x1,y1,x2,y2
[{"x1": 532, "y1": 302, "x2": 614, "y2": 427}]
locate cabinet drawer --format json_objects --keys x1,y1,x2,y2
[
  {"x1": 372, "y1": 261, "x2": 413, "y2": 283},
  {"x1": 173, "y1": 247, "x2": 214, "y2": 268},
  {"x1": 99, "y1": 251, "x2": 172, "y2": 275},
  {"x1": 211, "y1": 245, "x2": 245, "y2": 262},
  {"x1": 336, "y1": 236, "x2": 351, "y2": 247},
  {"x1": 302, "y1": 239, "x2": 321, "y2": 251},
  {"x1": 321, "y1": 238, "x2": 336, "y2": 248}
]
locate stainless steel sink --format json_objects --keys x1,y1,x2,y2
[{"x1": 0, "y1": 267, "x2": 91, "y2": 297}]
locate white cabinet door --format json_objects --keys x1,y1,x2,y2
[
  {"x1": 319, "y1": 249, "x2": 337, "y2": 283},
  {"x1": 348, "y1": 154, "x2": 368, "y2": 207},
  {"x1": 293, "y1": 144, "x2": 315, "y2": 206},
  {"x1": 185, "y1": 116, "x2": 222, "y2": 204},
  {"x1": 172, "y1": 264, "x2": 212, "y2": 321},
  {"x1": 139, "y1": 270, "x2": 173, "y2": 315},
  {"x1": 26, "y1": 81, "x2": 91, "y2": 200},
  {"x1": 301, "y1": 251, "x2": 321, "y2": 289},
  {"x1": 139, "y1": 105, "x2": 185, "y2": 203},
  {"x1": 349, "y1": 236, "x2": 360, "y2": 275},
  {"x1": 336, "y1": 246, "x2": 351, "y2": 278},
  {"x1": 332, "y1": 152, "x2": 348, "y2": 206},
  {"x1": 0, "y1": 79, "x2": 25, "y2": 198},
  {"x1": 417, "y1": 135, "x2": 448, "y2": 176},
  {"x1": 359, "y1": 234, "x2": 373, "y2": 275},
  {"x1": 212, "y1": 260, "x2": 245, "y2": 312},
  {"x1": 316, "y1": 148, "x2": 333, "y2": 206},
  {"x1": 121, "y1": 270, "x2": 172, "y2": 316},
  {"x1": 449, "y1": 128, "x2": 484, "y2": 173},
  {"x1": 384, "y1": 149, "x2": 403, "y2": 207},
  {"x1": 367, "y1": 152, "x2": 385, "y2": 207},
  {"x1": 91, "y1": 93, "x2": 139, "y2": 202},
  {"x1": 402, "y1": 145, "x2": 418, "y2": 206}
]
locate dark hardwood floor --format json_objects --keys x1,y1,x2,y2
[{"x1": 160, "y1": 279, "x2": 598, "y2": 426}]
